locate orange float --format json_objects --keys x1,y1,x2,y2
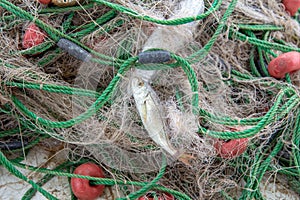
[
  {"x1": 282, "y1": 0, "x2": 300, "y2": 16},
  {"x1": 214, "y1": 138, "x2": 248, "y2": 159},
  {"x1": 71, "y1": 163, "x2": 105, "y2": 200},
  {"x1": 268, "y1": 51, "x2": 300, "y2": 78},
  {"x1": 38, "y1": 0, "x2": 51, "y2": 4},
  {"x1": 22, "y1": 23, "x2": 46, "y2": 49}
]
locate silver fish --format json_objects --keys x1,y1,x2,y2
[
  {"x1": 131, "y1": 0, "x2": 204, "y2": 165},
  {"x1": 131, "y1": 77, "x2": 193, "y2": 165}
]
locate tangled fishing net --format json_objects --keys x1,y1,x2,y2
[{"x1": 0, "y1": 0, "x2": 300, "y2": 199}]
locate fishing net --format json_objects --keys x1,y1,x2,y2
[{"x1": 0, "y1": 0, "x2": 300, "y2": 199}]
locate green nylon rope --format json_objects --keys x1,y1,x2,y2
[
  {"x1": 11, "y1": 160, "x2": 191, "y2": 200},
  {"x1": 292, "y1": 110, "x2": 300, "y2": 178},
  {"x1": 4, "y1": 81, "x2": 100, "y2": 98},
  {"x1": 117, "y1": 156, "x2": 167, "y2": 200},
  {"x1": 38, "y1": 3, "x2": 95, "y2": 14},
  {"x1": 0, "y1": 151, "x2": 58, "y2": 200},
  {"x1": 11, "y1": 56, "x2": 137, "y2": 128},
  {"x1": 171, "y1": 53, "x2": 199, "y2": 113},
  {"x1": 0, "y1": 127, "x2": 23, "y2": 137},
  {"x1": 7, "y1": 73, "x2": 295, "y2": 131},
  {"x1": 187, "y1": 0, "x2": 238, "y2": 63},
  {"x1": 69, "y1": 10, "x2": 117, "y2": 38},
  {"x1": 0, "y1": 0, "x2": 123, "y2": 64},
  {"x1": 18, "y1": 41, "x2": 55, "y2": 56},
  {"x1": 1, "y1": 0, "x2": 300, "y2": 199},
  {"x1": 249, "y1": 47, "x2": 263, "y2": 77},
  {"x1": 92, "y1": 0, "x2": 222, "y2": 25},
  {"x1": 8, "y1": 52, "x2": 201, "y2": 130},
  {"x1": 237, "y1": 24, "x2": 284, "y2": 31},
  {"x1": 239, "y1": 126, "x2": 287, "y2": 200},
  {"x1": 202, "y1": 88, "x2": 299, "y2": 139},
  {"x1": 230, "y1": 28, "x2": 300, "y2": 53},
  {"x1": 21, "y1": 160, "x2": 89, "y2": 200}
]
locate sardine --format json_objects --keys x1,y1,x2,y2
[
  {"x1": 131, "y1": 77, "x2": 194, "y2": 165},
  {"x1": 131, "y1": 0, "x2": 204, "y2": 165}
]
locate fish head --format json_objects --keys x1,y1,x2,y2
[{"x1": 131, "y1": 77, "x2": 149, "y2": 100}]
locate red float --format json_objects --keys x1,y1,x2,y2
[
  {"x1": 268, "y1": 51, "x2": 300, "y2": 78},
  {"x1": 138, "y1": 192, "x2": 175, "y2": 200},
  {"x1": 214, "y1": 138, "x2": 248, "y2": 159},
  {"x1": 22, "y1": 23, "x2": 46, "y2": 49},
  {"x1": 282, "y1": 0, "x2": 300, "y2": 16},
  {"x1": 71, "y1": 163, "x2": 105, "y2": 200},
  {"x1": 38, "y1": 0, "x2": 51, "y2": 4}
]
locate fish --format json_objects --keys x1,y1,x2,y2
[
  {"x1": 131, "y1": 77, "x2": 194, "y2": 165},
  {"x1": 131, "y1": 0, "x2": 204, "y2": 166}
]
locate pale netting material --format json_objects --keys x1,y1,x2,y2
[{"x1": 0, "y1": 0, "x2": 300, "y2": 199}]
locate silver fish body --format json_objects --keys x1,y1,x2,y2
[
  {"x1": 131, "y1": 77, "x2": 179, "y2": 157},
  {"x1": 130, "y1": 0, "x2": 204, "y2": 165}
]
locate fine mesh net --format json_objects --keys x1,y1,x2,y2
[{"x1": 0, "y1": 0, "x2": 300, "y2": 199}]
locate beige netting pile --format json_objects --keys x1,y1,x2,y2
[{"x1": 0, "y1": 0, "x2": 299, "y2": 199}]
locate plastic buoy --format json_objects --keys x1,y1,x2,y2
[
  {"x1": 214, "y1": 138, "x2": 248, "y2": 159},
  {"x1": 268, "y1": 51, "x2": 300, "y2": 78},
  {"x1": 38, "y1": 0, "x2": 51, "y2": 4},
  {"x1": 138, "y1": 192, "x2": 175, "y2": 200},
  {"x1": 71, "y1": 163, "x2": 105, "y2": 200},
  {"x1": 22, "y1": 23, "x2": 46, "y2": 49},
  {"x1": 282, "y1": 0, "x2": 300, "y2": 16}
]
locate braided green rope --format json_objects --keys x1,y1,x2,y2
[
  {"x1": 0, "y1": 0, "x2": 60, "y2": 41},
  {"x1": 245, "y1": 30, "x2": 270, "y2": 77},
  {"x1": 171, "y1": 53, "x2": 199, "y2": 113},
  {"x1": 22, "y1": 173, "x2": 55, "y2": 200},
  {"x1": 187, "y1": 0, "x2": 238, "y2": 63},
  {"x1": 5, "y1": 81, "x2": 100, "y2": 98},
  {"x1": 239, "y1": 130, "x2": 285, "y2": 199},
  {"x1": 0, "y1": 127, "x2": 23, "y2": 137},
  {"x1": 237, "y1": 24, "x2": 284, "y2": 31},
  {"x1": 257, "y1": 47, "x2": 270, "y2": 77},
  {"x1": 39, "y1": 3, "x2": 95, "y2": 14},
  {"x1": 92, "y1": 0, "x2": 222, "y2": 25},
  {"x1": 0, "y1": 151, "x2": 58, "y2": 200},
  {"x1": 7, "y1": 51, "x2": 200, "y2": 129},
  {"x1": 21, "y1": 160, "x2": 88, "y2": 200},
  {"x1": 199, "y1": 91, "x2": 298, "y2": 127},
  {"x1": 230, "y1": 29, "x2": 300, "y2": 53},
  {"x1": 11, "y1": 160, "x2": 191, "y2": 200},
  {"x1": 1, "y1": 0, "x2": 299, "y2": 199},
  {"x1": 249, "y1": 31, "x2": 270, "y2": 77},
  {"x1": 117, "y1": 156, "x2": 167, "y2": 200},
  {"x1": 202, "y1": 89, "x2": 299, "y2": 139},
  {"x1": 37, "y1": 48, "x2": 63, "y2": 67},
  {"x1": 69, "y1": 10, "x2": 117, "y2": 38},
  {"x1": 262, "y1": 31, "x2": 273, "y2": 62},
  {"x1": 61, "y1": 11, "x2": 75, "y2": 33},
  {"x1": 249, "y1": 47, "x2": 263, "y2": 77},
  {"x1": 0, "y1": 0, "x2": 123, "y2": 64},
  {"x1": 11, "y1": 56, "x2": 138, "y2": 129},
  {"x1": 18, "y1": 41, "x2": 55, "y2": 56},
  {"x1": 292, "y1": 110, "x2": 300, "y2": 178}
]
